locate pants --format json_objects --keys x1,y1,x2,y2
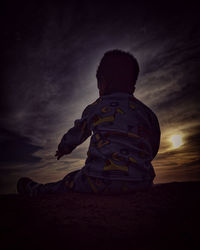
[{"x1": 27, "y1": 169, "x2": 153, "y2": 196}]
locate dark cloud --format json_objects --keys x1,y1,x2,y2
[
  {"x1": 0, "y1": 128, "x2": 42, "y2": 164},
  {"x1": 181, "y1": 159, "x2": 200, "y2": 169}
]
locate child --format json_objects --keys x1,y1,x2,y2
[{"x1": 17, "y1": 49, "x2": 160, "y2": 196}]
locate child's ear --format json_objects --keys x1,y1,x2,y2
[
  {"x1": 98, "y1": 77, "x2": 108, "y2": 96},
  {"x1": 99, "y1": 76, "x2": 108, "y2": 88},
  {"x1": 97, "y1": 79, "x2": 100, "y2": 89},
  {"x1": 129, "y1": 85, "x2": 135, "y2": 94}
]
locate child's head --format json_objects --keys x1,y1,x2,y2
[{"x1": 96, "y1": 49, "x2": 139, "y2": 96}]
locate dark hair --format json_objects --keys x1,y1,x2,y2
[{"x1": 96, "y1": 49, "x2": 139, "y2": 94}]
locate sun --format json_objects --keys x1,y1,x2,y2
[{"x1": 170, "y1": 134, "x2": 183, "y2": 149}]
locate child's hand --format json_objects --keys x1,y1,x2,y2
[{"x1": 55, "y1": 150, "x2": 65, "y2": 160}]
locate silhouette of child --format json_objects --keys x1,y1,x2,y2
[{"x1": 17, "y1": 49, "x2": 160, "y2": 196}]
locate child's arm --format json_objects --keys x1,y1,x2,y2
[{"x1": 55, "y1": 107, "x2": 92, "y2": 160}]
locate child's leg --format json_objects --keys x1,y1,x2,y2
[
  {"x1": 17, "y1": 171, "x2": 153, "y2": 196},
  {"x1": 65, "y1": 170, "x2": 153, "y2": 194},
  {"x1": 71, "y1": 171, "x2": 112, "y2": 194},
  {"x1": 17, "y1": 170, "x2": 80, "y2": 196},
  {"x1": 72, "y1": 174, "x2": 153, "y2": 194},
  {"x1": 116, "y1": 179, "x2": 153, "y2": 194}
]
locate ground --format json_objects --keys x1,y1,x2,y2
[{"x1": 1, "y1": 181, "x2": 200, "y2": 250}]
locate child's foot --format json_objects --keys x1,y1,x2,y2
[{"x1": 17, "y1": 177, "x2": 40, "y2": 196}]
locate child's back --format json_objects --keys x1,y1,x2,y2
[
  {"x1": 59, "y1": 92, "x2": 160, "y2": 183},
  {"x1": 17, "y1": 49, "x2": 160, "y2": 196}
]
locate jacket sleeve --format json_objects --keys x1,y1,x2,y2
[{"x1": 58, "y1": 107, "x2": 92, "y2": 154}]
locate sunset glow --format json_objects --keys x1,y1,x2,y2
[{"x1": 170, "y1": 134, "x2": 183, "y2": 149}]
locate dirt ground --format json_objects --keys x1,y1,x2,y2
[{"x1": 1, "y1": 181, "x2": 200, "y2": 250}]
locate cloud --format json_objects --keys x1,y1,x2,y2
[{"x1": 0, "y1": 128, "x2": 42, "y2": 164}]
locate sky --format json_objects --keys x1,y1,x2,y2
[{"x1": 1, "y1": 0, "x2": 200, "y2": 194}]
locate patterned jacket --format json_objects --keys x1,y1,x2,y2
[{"x1": 58, "y1": 92, "x2": 160, "y2": 181}]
